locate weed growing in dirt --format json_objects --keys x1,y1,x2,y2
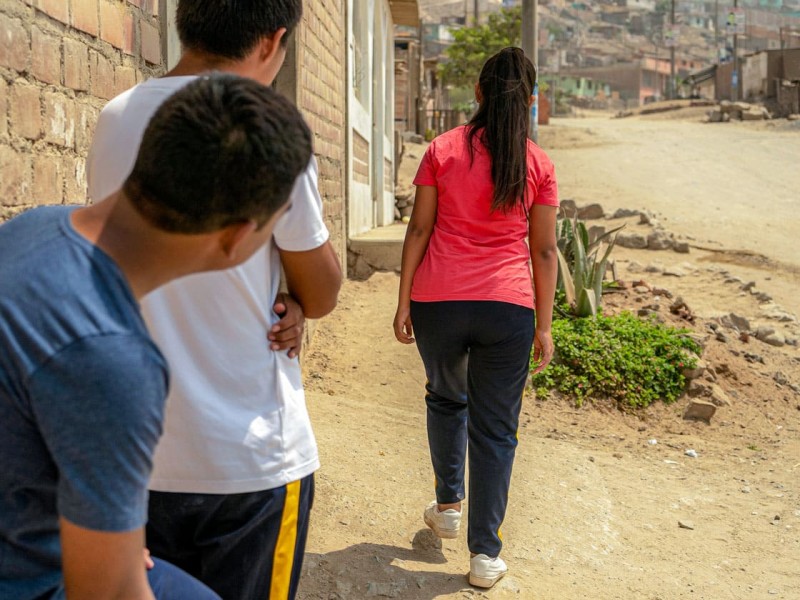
[{"x1": 531, "y1": 312, "x2": 701, "y2": 408}]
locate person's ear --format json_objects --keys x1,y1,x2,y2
[
  {"x1": 259, "y1": 28, "x2": 287, "y2": 64},
  {"x1": 474, "y1": 82, "x2": 482, "y2": 104},
  {"x1": 528, "y1": 94, "x2": 534, "y2": 108},
  {"x1": 219, "y1": 220, "x2": 258, "y2": 262}
]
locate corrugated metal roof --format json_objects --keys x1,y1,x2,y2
[{"x1": 389, "y1": 0, "x2": 420, "y2": 26}]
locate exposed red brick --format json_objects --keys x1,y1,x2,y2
[
  {"x1": 0, "y1": 146, "x2": 32, "y2": 206},
  {"x1": 32, "y1": 154, "x2": 63, "y2": 205},
  {"x1": 71, "y1": 0, "x2": 99, "y2": 37},
  {"x1": 89, "y1": 50, "x2": 115, "y2": 100},
  {"x1": 31, "y1": 28, "x2": 62, "y2": 86},
  {"x1": 10, "y1": 84, "x2": 41, "y2": 141},
  {"x1": 122, "y1": 12, "x2": 136, "y2": 55},
  {"x1": 43, "y1": 92, "x2": 76, "y2": 149},
  {"x1": 37, "y1": 0, "x2": 70, "y2": 25},
  {"x1": 100, "y1": 0, "x2": 124, "y2": 50},
  {"x1": 114, "y1": 65, "x2": 136, "y2": 96},
  {"x1": 0, "y1": 14, "x2": 31, "y2": 72},
  {"x1": 63, "y1": 37, "x2": 90, "y2": 92},
  {"x1": 140, "y1": 20, "x2": 161, "y2": 65}
]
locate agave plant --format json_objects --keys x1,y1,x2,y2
[{"x1": 555, "y1": 216, "x2": 623, "y2": 318}]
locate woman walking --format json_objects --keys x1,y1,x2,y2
[{"x1": 393, "y1": 47, "x2": 559, "y2": 589}]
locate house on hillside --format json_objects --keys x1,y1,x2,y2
[
  {"x1": 565, "y1": 54, "x2": 705, "y2": 104},
  {"x1": 687, "y1": 47, "x2": 800, "y2": 111}
]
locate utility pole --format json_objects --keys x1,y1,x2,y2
[
  {"x1": 474, "y1": 0, "x2": 479, "y2": 24},
  {"x1": 669, "y1": 0, "x2": 676, "y2": 99},
  {"x1": 522, "y1": 0, "x2": 538, "y2": 142},
  {"x1": 732, "y1": 0, "x2": 739, "y2": 101},
  {"x1": 714, "y1": 0, "x2": 719, "y2": 62}
]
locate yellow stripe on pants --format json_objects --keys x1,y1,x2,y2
[{"x1": 270, "y1": 480, "x2": 301, "y2": 599}]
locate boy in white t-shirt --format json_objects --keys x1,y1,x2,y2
[{"x1": 86, "y1": 2, "x2": 341, "y2": 599}]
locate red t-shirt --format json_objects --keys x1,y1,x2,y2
[{"x1": 411, "y1": 125, "x2": 559, "y2": 309}]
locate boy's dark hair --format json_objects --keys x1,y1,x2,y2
[
  {"x1": 466, "y1": 47, "x2": 537, "y2": 213},
  {"x1": 124, "y1": 74, "x2": 312, "y2": 233},
  {"x1": 176, "y1": 0, "x2": 302, "y2": 59}
]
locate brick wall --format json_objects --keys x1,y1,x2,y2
[
  {"x1": 0, "y1": 0, "x2": 163, "y2": 220},
  {"x1": 295, "y1": 0, "x2": 347, "y2": 267}
]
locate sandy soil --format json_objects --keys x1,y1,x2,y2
[{"x1": 297, "y1": 111, "x2": 800, "y2": 600}]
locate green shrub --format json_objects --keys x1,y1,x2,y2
[{"x1": 531, "y1": 312, "x2": 701, "y2": 409}]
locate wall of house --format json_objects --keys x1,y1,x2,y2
[
  {"x1": 294, "y1": 0, "x2": 347, "y2": 266},
  {"x1": 742, "y1": 50, "x2": 769, "y2": 99},
  {"x1": 564, "y1": 64, "x2": 643, "y2": 103},
  {"x1": 347, "y1": 0, "x2": 397, "y2": 238},
  {"x1": 0, "y1": 0, "x2": 163, "y2": 221}
]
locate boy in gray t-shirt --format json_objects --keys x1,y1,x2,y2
[{"x1": 0, "y1": 75, "x2": 312, "y2": 600}]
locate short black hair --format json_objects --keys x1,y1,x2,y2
[
  {"x1": 124, "y1": 74, "x2": 312, "y2": 233},
  {"x1": 176, "y1": 0, "x2": 303, "y2": 59}
]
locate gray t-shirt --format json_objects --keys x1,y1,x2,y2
[{"x1": 0, "y1": 206, "x2": 168, "y2": 600}]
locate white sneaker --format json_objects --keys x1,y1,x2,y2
[
  {"x1": 469, "y1": 554, "x2": 507, "y2": 589},
  {"x1": 423, "y1": 501, "x2": 461, "y2": 539}
]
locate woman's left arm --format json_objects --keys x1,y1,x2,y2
[{"x1": 529, "y1": 203, "x2": 559, "y2": 373}]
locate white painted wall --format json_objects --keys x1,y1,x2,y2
[{"x1": 347, "y1": 0, "x2": 398, "y2": 237}]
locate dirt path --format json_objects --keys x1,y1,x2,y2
[
  {"x1": 540, "y1": 115, "x2": 800, "y2": 276},
  {"x1": 297, "y1": 114, "x2": 800, "y2": 600}
]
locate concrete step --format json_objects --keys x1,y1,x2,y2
[{"x1": 347, "y1": 223, "x2": 406, "y2": 278}]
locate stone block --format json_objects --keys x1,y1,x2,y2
[
  {"x1": 32, "y1": 154, "x2": 63, "y2": 205},
  {"x1": 616, "y1": 232, "x2": 648, "y2": 249},
  {"x1": 710, "y1": 384, "x2": 732, "y2": 407},
  {"x1": 682, "y1": 357, "x2": 706, "y2": 381},
  {"x1": 684, "y1": 399, "x2": 716, "y2": 423},
  {"x1": 64, "y1": 38, "x2": 90, "y2": 92},
  {"x1": 89, "y1": 50, "x2": 115, "y2": 100},
  {"x1": 0, "y1": 14, "x2": 30, "y2": 72},
  {"x1": 577, "y1": 202, "x2": 604, "y2": 220},
  {"x1": 560, "y1": 198, "x2": 577, "y2": 217},
  {"x1": 63, "y1": 156, "x2": 87, "y2": 204},
  {"x1": 0, "y1": 146, "x2": 32, "y2": 205},
  {"x1": 114, "y1": 66, "x2": 137, "y2": 96},
  {"x1": 673, "y1": 241, "x2": 690, "y2": 253},
  {"x1": 74, "y1": 101, "x2": 98, "y2": 154},
  {"x1": 43, "y1": 92, "x2": 76, "y2": 148},
  {"x1": 647, "y1": 230, "x2": 673, "y2": 250},
  {"x1": 10, "y1": 83, "x2": 41, "y2": 141},
  {"x1": 31, "y1": 28, "x2": 62, "y2": 85}
]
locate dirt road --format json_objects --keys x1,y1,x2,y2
[
  {"x1": 297, "y1": 114, "x2": 800, "y2": 600},
  {"x1": 541, "y1": 114, "x2": 800, "y2": 275}
]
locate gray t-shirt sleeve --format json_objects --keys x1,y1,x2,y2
[{"x1": 26, "y1": 334, "x2": 168, "y2": 532}]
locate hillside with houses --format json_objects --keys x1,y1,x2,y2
[{"x1": 417, "y1": 0, "x2": 800, "y2": 113}]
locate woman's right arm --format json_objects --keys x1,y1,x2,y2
[{"x1": 394, "y1": 185, "x2": 437, "y2": 344}]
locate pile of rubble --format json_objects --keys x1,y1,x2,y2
[{"x1": 707, "y1": 100, "x2": 772, "y2": 122}]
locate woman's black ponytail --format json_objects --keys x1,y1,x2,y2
[{"x1": 466, "y1": 47, "x2": 536, "y2": 213}]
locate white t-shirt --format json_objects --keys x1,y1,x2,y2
[{"x1": 87, "y1": 76, "x2": 326, "y2": 494}]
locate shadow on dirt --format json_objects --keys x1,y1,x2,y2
[{"x1": 299, "y1": 532, "x2": 474, "y2": 599}]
